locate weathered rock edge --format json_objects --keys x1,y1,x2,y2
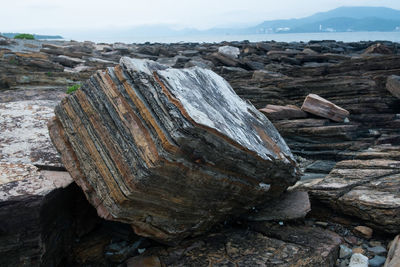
[{"x1": 49, "y1": 57, "x2": 300, "y2": 243}]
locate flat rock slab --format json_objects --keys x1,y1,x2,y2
[
  {"x1": 0, "y1": 100, "x2": 62, "y2": 168},
  {"x1": 130, "y1": 225, "x2": 341, "y2": 266},
  {"x1": 50, "y1": 57, "x2": 299, "y2": 243},
  {"x1": 246, "y1": 191, "x2": 311, "y2": 221},
  {"x1": 386, "y1": 75, "x2": 400, "y2": 99},
  {"x1": 301, "y1": 93, "x2": 350, "y2": 122},
  {"x1": 0, "y1": 163, "x2": 73, "y2": 266},
  {"x1": 259, "y1": 104, "x2": 307, "y2": 120},
  {"x1": 299, "y1": 156, "x2": 400, "y2": 233}
]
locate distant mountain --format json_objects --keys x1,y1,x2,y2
[
  {"x1": 247, "y1": 6, "x2": 400, "y2": 33},
  {"x1": 1, "y1": 33, "x2": 63, "y2": 40},
  {"x1": 20, "y1": 6, "x2": 399, "y2": 42}
]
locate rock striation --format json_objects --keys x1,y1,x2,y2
[{"x1": 49, "y1": 57, "x2": 300, "y2": 243}]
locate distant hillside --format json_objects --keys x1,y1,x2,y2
[
  {"x1": 248, "y1": 6, "x2": 400, "y2": 33},
  {"x1": 1, "y1": 33, "x2": 63, "y2": 40}
]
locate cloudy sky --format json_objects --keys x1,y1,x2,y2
[{"x1": 3, "y1": 0, "x2": 400, "y2": 33}]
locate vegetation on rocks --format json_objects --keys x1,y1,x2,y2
[
  {"x1": 66, "y1": 84, "x2": 81, "y2": 94},
  {"x1": 13, "y1": 33, "x2": 35, "y2": 40}
]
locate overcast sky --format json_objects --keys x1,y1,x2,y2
[{"x1": 2, "y1": 0, "x2": 400, "y2": 34}]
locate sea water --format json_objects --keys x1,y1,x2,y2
[{"x1": 84, "y1": 31, "x2": 400, "y2": 44}]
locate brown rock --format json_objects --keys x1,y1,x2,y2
[
  {"x1": 145, "y1": 225, "x2": 341, "y2": 267},
  {"x1": 385, "y1": 235, "x2": 400, "y2": 267},
  {"x1": 209, "y1": 52, "x2": 240, "y2": 67},
  {"x1": 386, "y1": 75, "x2": 400, "y2": 99},
  {"x1": 300, "y1": 156, "x2": 400, "y2": 234},
  {"x1": 260, "y1": 104, "x2": 308, "y2": 120},
  {"x1": 126, "y1": 255, "x2": 161, "y2": 267},
  {"x1": 246, "y1": 190, "x2": 311, "y2": 221},
  {"x1": 363, "y1": 43, "x2": 393, "y2": 55},
  {"x1": 353, "y1": 226, "x2": 373, "y2": 239},
  {"x1": 301, "y1": 93, "x2": 350, "y2": 122},
  {"x1": 352, "y1": 247, "x2": 365, "y2": 255},
  {"x1": 50, "y1": 57, "x2": 300, "y2": 243}
]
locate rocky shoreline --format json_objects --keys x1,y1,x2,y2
[{"x1": 0, "y1": 35, "x2": 399, "y2": 266}]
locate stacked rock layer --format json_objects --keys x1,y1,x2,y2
[{"x1": 49, "y1": 57, "x2": 299, "y2": 243}]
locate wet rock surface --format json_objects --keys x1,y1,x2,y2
[{"x1": 0, "y1": 38, "x2": 399, "y2": 266}]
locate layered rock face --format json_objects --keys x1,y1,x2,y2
[{"x1": 49, "y1": 57, "x2": 299, "y2": 243}]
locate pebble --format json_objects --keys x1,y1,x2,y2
[
  {"x1": 367, "y1": 245, "x2": 387, "y2": 255},
  {"x1": 348, "y1": 253, "x2": 368, "y2": 267},
  {"x1": 369, "y1": 240, "x2": 382, "y2": 247},
  {"x1": 339, "y1": 258, "x2": 349, "y2": 267},
  {"x1": 353, "y1": 226, "x2": 373, "y2": 239},
  {"x1": 368, "y1": 255, "x2": 386, "y2": 267},
  {"x1": 345, "y1": 235, "x2": 362, "y2": 245},
  {"x1": 315, "y1": 221, "x2": 328, "y2": 227},
  {"x1": 352, "y1": 247, "x2": 365, "y2": 254},
  {"x1": 340, "y1": 244, "x2": 353, "y2": 259}
]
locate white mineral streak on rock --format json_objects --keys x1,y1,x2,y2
[
  {"x1": 158, "y1": 66, "x2": 290, "y2": 161},
  {"x1": 121, "y1": 57, "x2": 167, "y2": 75},
  {"x1": 120, "y1": 57, "x2": 294, "y2": 162},
  {"x1": 0, "y1": 100, "x2": 62, "y2": 167}
]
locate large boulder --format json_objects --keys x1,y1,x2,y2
[{"x1": 49, "y1": 57, "x2": 300, "y2": 243}]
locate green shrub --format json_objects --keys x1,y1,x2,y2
[
  {"x1": 14, "y1": 34, "x2": 35, "y2": 40},
  {"x1": 66, "y1": 84, "x2": 81, "y2": 94}
]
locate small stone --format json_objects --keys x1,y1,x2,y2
[
  {"x1": 340, "y1": 258, "x2": 349, "y2": 267},
  {"x1": 353, "y1": 226, "x2": 373, "y2": 239},
  {"x1": 369, "y1": 241, "x2": 382, "y2": 247},
  {"x1": 340, "y1": 244, "x2": 353, "y2": 259},
  {"x1": 349, "y1": 253, "x2": 368, "y2": 267},
  {"x1": 367, "y1": 246, "x2": 387, "y2": 255},
  {"x1": 125, "y1": 255, "x2": 161, "y2": 267},
  {"x1": 369, "y1": 255, "x2": 386, "y2": 267},
  {"x1": 345, "y1": 235, "x2": 362, "y2": 245},
  {"x1": 352, "y1": 247, "x2": 365, "y2": 254},
  {"x1": 315, "y1": 221, "x2": 329, "y2": 227}
]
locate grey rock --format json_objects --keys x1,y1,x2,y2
[
  {"x1": 218, "y1": 45, "x2": 240, "y2": 59},
  {"x1": 184, "y1": 60, "x2": 212, "y2": 69},
  {"x1": 349, "y1": 253, "x2": 368, "y2": 267},
  {"x1": 340, "y1": 244, "x2": 353, "y2": 259},
  {"x1": 369, "y1": 255, "x2": 386, "y2": 267},
  {"x1": 386, "y1": 75, "x2": 400, "y2": 99},
  {"x1": 246, "y1": 191, "x2": 311, "y2": 221},
  {"x1": 179, "y1": 50, "x2": 199, "y2": 57},
  {"x1": 367, "y1": 245, "x2": 387, "y2": 255},
  {"x1": 305, "y1": 160, "x2": 336, "y2": 174},
  {"x1": 53, "y1": 55, "x2": 85, "y2": 68},
  {"x1": 0, "y1": 100, "x2": 62, "y2": 168}
]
